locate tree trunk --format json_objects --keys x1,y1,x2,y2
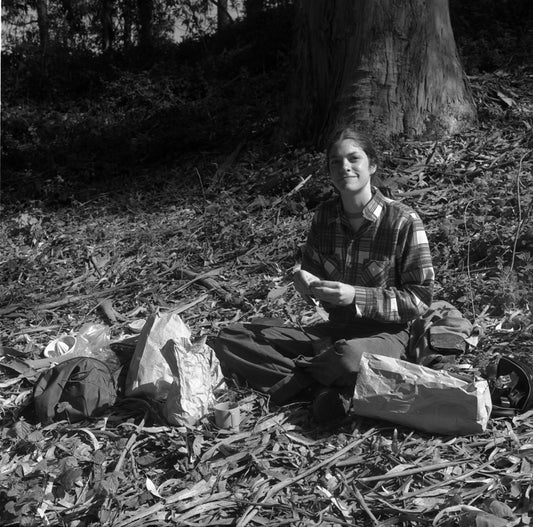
[
  {"x1": 137, "y1": 0, "x2": 153, "y2": 50},
  {"x1": 245, "y1": 0, "x2": 263, "y2": 19},
  {"x1": 35, "y1": 0, "x2": 49, "y2": 54},
  {"x1": 101, "y1": 0, "x2": 114, "y2": 52},
  {"x1": 217, "y1": 0, "x2": 232, "y2": 30},
  {"x1": 123, "y1": 0, "x2": 133, "y2": 47},
  {"x1": 285, "y1": 0, "x2": 476, "y2": 147}
]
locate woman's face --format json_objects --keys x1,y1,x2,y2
[{"x1": 328, "y1": 139, "x2": 376, "y2": 196}]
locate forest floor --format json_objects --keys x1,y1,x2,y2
[{"x1": 1, "y1": 53, "x2": 533, "y2": 527}]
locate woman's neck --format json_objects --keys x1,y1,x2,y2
[{"x1": 340, "y1": 186, "x2": 373, "y2": 214}]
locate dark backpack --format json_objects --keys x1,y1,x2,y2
[
  {"x1": 407, "y1": 300, "x2": 475, "y2": 365},
  {"x1": 33, "y1": 357, "x2": 117, "y2": 425}
]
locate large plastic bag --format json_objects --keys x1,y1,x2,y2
[
  {"x1": 162, "y1": 335, "x2": 224, "y2": 426},
  {"x1": 125, "y1": 311, "x2": 191, "y2": 398},
  {"x1": 125, "y1": 310, "x2": 224, "y2": 425},
  {"x1": 352, "y1": 353, "x2": 492, "y2": 435}
]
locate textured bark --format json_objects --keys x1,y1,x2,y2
[
  {"x1": 123, "y1": 1, "x2": 133, "y2": 47},
  {"x1": 217, "y1": 0, "x2": 232, "y2": 30},
  {"x1": 101, "y1": 0, "x2": 114, "y2": 52},
  {"x1": 245, "y1": 0, "x2": 264, "y2": 18},
  {"x1": 286, "y1": 0, "x2": 476, "y2": 147},
  {"x1": 137, "y1": 0, "x2": 153, "y2": 50},
  {"x1": 35, "y1": 0, "x2": 49, "y2": 53}
]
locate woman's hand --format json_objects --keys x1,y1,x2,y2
[
  {"x1": 293, "y1": 269, "x2": 320, "y2": 304},
  {"x1": 310, "y1": 280, "x2": 356, "y2": 306}
]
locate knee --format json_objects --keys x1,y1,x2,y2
[{"x1": 331, "y1": 339, "x2": 362, "y2": 385}]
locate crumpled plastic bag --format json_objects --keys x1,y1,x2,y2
[
  {"x1": 162, "y1": 335, "x2": 224, "y2": 426},
  {"x1": 352, "y1": 353, "x2": 492, "y2": 435},
  {"x1": 43, "y1": 323, "x2": 121, "y2": 372},
  {"x1": 125, "y1": 310, "x2": 224, "y2": 425},
  {"x1": 125, "y1": 311, "x2": 191, "y2": 398}
]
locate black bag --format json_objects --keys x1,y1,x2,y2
[
  {"x1": 490, "y1": 356, "x2": 533, "y2": 417},
  {"x1": 33, "y1": 357, "x2": 117, "y2": 425}
]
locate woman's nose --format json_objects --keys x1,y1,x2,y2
[{"x1": 343, "y1": 158, "x2": 352, "y2": 171}]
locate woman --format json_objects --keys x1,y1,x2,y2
[{"x1": 212, "y1": 128, "x2": 434, "y2": 420}]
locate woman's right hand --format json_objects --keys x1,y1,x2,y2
[{"x1": 293, "y1": 269, "x2": 320, "y2": 303}]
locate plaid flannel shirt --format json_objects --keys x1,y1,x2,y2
[{"x1": 301, "y1": 188, "x2": 434, "y2": 325}]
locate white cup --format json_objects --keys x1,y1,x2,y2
[{"x1": 214, "y1": 402, "x2": 240, "y2": 431}]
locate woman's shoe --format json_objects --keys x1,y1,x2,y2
[{"x1": 312, "y1": 386, "x2": 353, "y2": 422}]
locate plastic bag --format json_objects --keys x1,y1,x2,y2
[
  {"x1": 125, "y1": 310, "x2": 224, "y2": 425},
  {"x1": 163, "y1": 335, "x2": 224, "y2": 426},
  {"x1": 352, "y1": 353, "x2": 492, "y2": 435},
  {"x1": 125, "y1": 311, "x2": 190, "y2": 398},
  {"x1": 43, "y1": 323, "x2": 121, "y2": 372}
]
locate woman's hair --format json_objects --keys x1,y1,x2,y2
[{"x1": 326, "y1": 128, "x2": 379, "y2": 169}]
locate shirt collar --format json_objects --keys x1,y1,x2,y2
[{"x1": 331, "y1": 187, "x2": 388, "y2": 225}]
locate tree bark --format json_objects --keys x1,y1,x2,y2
[
  {"x1": 101, "y1": 0, "x2": 114, "y2": 52},
  {"x1": 123, "y1": 0, "x2": 133, "y2": 47},
  {"x1": 217, "y1": 0, "x2": 232, "y2": 30},
  {"x1": 35, "y1": 0, "x2": 49, "y2": 54},
  {"x1": 285, "y1": 0, "x2": 476, "y2": 147},
  {"x1": 137, "y1": 0, "x2": 153, "y2": 50},
  {"x1": 245, "y1": 0, "x2": 263, "y2": 19}
]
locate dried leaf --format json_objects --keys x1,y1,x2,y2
[
  {"x1": 146, "y1": 477, "x2": 163, "y2": 499},
  {"x1": 267, "y1": 284, "x2": 288, "y2": 301},
  {"x1": 12, "y1": 420, "x2": 32, "y2": 440},
  {"x1": 489, "y1": 499, "x2": 515, "y2": 519}
]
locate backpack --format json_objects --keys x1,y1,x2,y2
[
  {"x1": 407, "y1": 300, "x2": 476, "y2": 365},
  {"x1": 33, "y1": 357, "x2": 117, "y2": 425}
]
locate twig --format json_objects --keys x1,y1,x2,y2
[
  {"x1": 171, "y1": 293, "x2": 210, "y2": 314},
  {"x1": 195, "y1": 167, "x2": 207, "y2": 210},
  {"x1": 99, "y1": 298, "x2": 127, "y2": 323},
  {"x1": 463, "y1": 200, "x2": 476, "y2": 318},
  {"x1": 432, "y1": 504, "x2": 484, "y2": 526},
  {"x1": 510, "y1": 152, "x2": 528, "y2": 274},
  {"x1": 236, "y1": 428, "x2": 377, "y2": 527},
  {"x1": 0, "y1": 280, "x2": 147, "y2": 316},
  {"x1": 269, "y1": 428, "x2": 377, "y2": 495},
  {"x1": 356, "y1": 459, "x2": 468, "y2": 483},
  {"x1": 169, "y1": 268, "x2": 223, "y2": 296},
  {"x1": 177, "y1": 268, "x2": 244, "y2": 306},
  {"x1": 270, "y1": 173, "x2": 314, "y2": 209},
  {"x1": 353, "y1": 484, "x2": 380, "y2": 526},
  {"x1": 396, "y1": 460, "x2": 494, "y2": 500},
  {"x1": 114, "y1": 412, "x2": 147, "y2": 474}
]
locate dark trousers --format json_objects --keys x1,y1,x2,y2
[{"x1": 211, "y1": 319, "x2": 409, "y2": 404}]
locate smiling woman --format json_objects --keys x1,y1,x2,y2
[{"x1": 212, "y1": 127, "x2": 435, "y2": 422}]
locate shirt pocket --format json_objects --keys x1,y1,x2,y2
[
  {"x1": 360, "y1": 259, "x2": 391, "y2": 287},
  {"x1": 321, "y1": 254, "x2": 343, "y2": 281}
]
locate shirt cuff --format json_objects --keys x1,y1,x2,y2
[{"x1": 352, "y1": 288, "x2": 363, "y2": 317}]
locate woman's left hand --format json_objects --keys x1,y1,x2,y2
[{"x1": 310, "y1": 280, "x2": 356, "y2": 306}]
